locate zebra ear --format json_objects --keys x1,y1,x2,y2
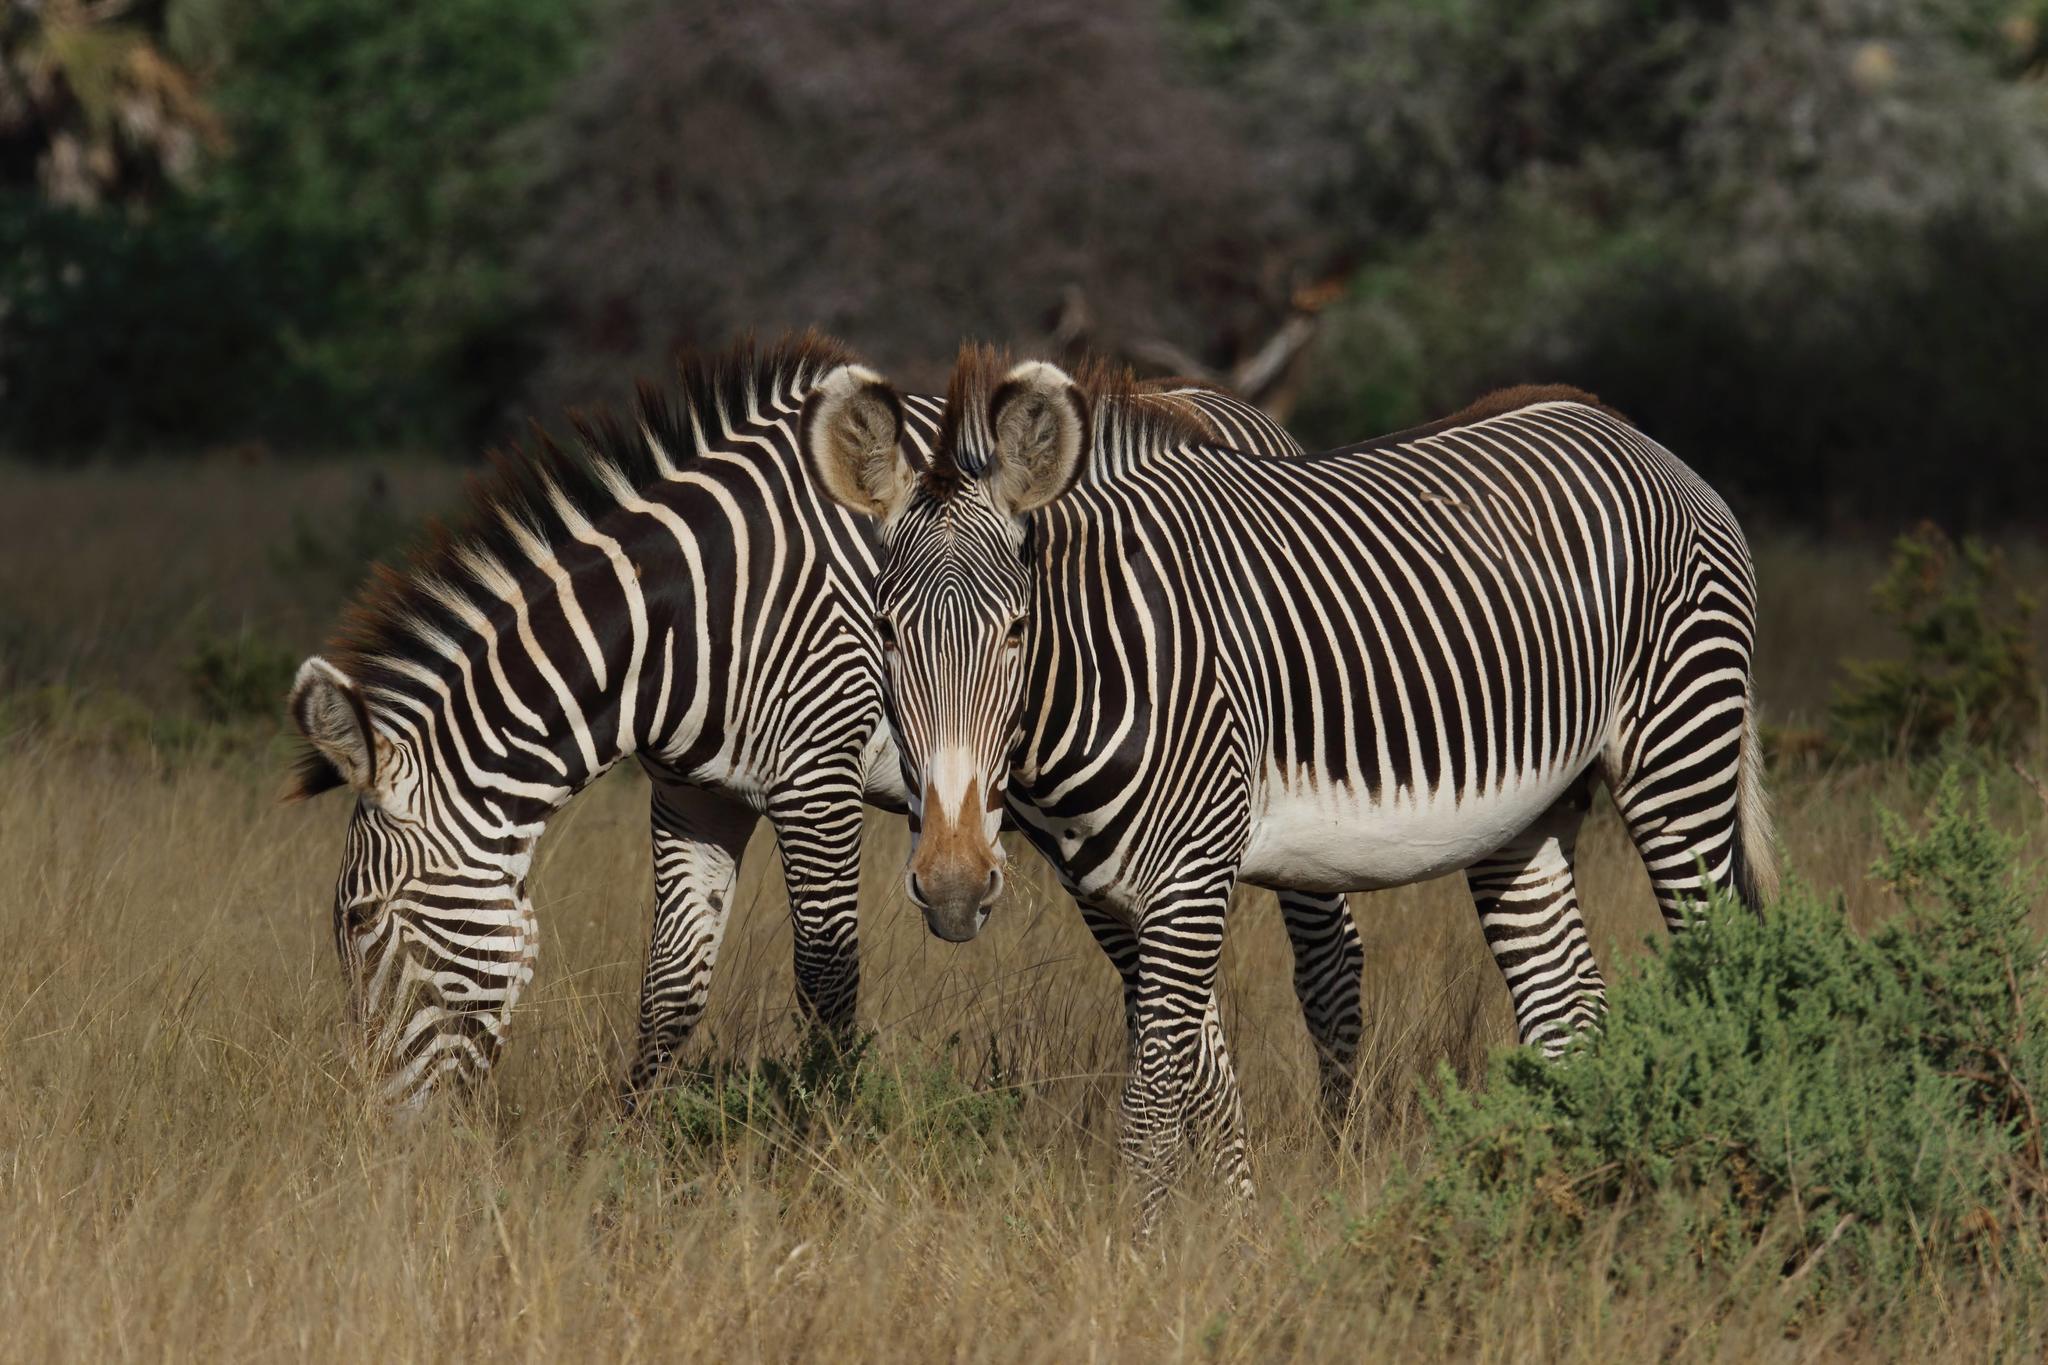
[
  {"x1": 286, "y1": 655, "x2": 376, "y2": 799},
  {"x1": 988, "y1": 361, "x2": 1089, "y2": 516},
  {"x1": 802, "y1": 364, "x2": 915, "y2": 522}
]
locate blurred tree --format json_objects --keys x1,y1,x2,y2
[
  {"x1": 0, "y1": 0, "x2": 591, "y2": 454},
  {"x1": 1197, "y1": 0, "x2": 2048, "y2": 529},
  {"x1": 1181, "y1": 0, "x2": 2048, "y2": 272},
  {"x1": 0, "y1": 0, "x2": 224, "y2": 207},
  {"x1": 521, "y1": 0, "x2": 1307, "y2": 412},
  {"x1": 205, "y1": 0, "x2": 590, "y2": 445}
]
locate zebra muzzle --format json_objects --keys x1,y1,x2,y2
[{"x1": 907, "y1": 777, "x2": 1003, "y2": 942}]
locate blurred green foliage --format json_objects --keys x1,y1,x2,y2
[
  {"x1": 0, "y1": 0, "x2": 586, "y2": 453},
  {"x1": 1830, "y1": 523, "x2": 2043, "y2": 758},
  {"x1": 205, "y1": 0, "x2": 585, "y2": 446},
  {"x1": 1386, "y1": 770, "x2": 2048, "y2": 1295},
  {"x1": 3, "y1": 0, "x2": 2047, "y2": 532},
  {"x1": 184, "y1": 625, "x2": 299, "y2": 723},
  {"x1": 0, "y1": 195, "x2": 276, "y2": 445}
]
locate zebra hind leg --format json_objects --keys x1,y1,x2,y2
[
  {"x1": 621, "y1": 777, "x2": 757, "y2": 1110},
  {"x1": 1465, "y1": 783, "x2": 1607, "y2": 1058},
  {"x1": 1608, "y1": 675, "x2": 1774, "y2": 930},
  {"x1": 1276, "y1": 889, "x2": 1363, "y2": 1128}
]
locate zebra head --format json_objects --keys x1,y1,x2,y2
[
  {"x1": 287, "y1": 655, "x2": 540, "y2": 1106},
  {"x1": 803, "y1": 352, "x2": 1088, "y2": 942}
]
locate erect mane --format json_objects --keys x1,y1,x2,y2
[
  {"x1": 1082, "y1": 359, "x2": 1229, "y2": 453},
  {"x1": 927, "y1": 345, "x2": 1224, "y2": 499},
  {"x1": 1444, "y1": 383, "x2": 1627, "y2": 426},
  {"x1": 318, "y1": 330, "x2": 853, "y2": 697},
  {"x1": 1332, "y1": 383, "x2": 1633, "y2": 464}
]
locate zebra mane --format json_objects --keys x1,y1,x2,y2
[
  {"x1": 1350, "y1": 384, "x2": 1628, "y2": 453},
  {"x1": 312, "y1": 329, "x2": 854, "y2": 711},
  {"x1": 927, "y1": 345, "x2": 1224, "y2": 498}
]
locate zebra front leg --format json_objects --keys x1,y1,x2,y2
[
  {"x1": 767, "y1": 784, "x2": 867, "y2": 1042},
  {"x1": 1276, "y1": 889, "x2": 1363, "y2": 1125},
  {"x1": 1125, "y1": 885, "x2": 1248, "y2": 1230},
  {"x1": 1079, "y1": 900, "x2": 1141, "y2": 1063},
  {"x1": 1464, "y1": 786, "x2": 1605, "y2": 1058},
  {"x1": 622, "y1": 776, "x2": 758, "y2": 1108},
  {"x1": 1188, "y1": 987, "x2": 1253, "y2": 1201}
]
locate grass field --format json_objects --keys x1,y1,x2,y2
[{"x1": 1, "y1": 459, "x2": 2045, "y2": 1361}]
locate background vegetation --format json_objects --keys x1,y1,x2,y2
[{"x1": 5, "y1": 0, "x2": 2048, "y2": 528}]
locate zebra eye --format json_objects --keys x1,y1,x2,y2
[
  {"x1": 876, "y1": 617, "x2": 897, "y2": 650},
  {"x1": 1004, "y1": 616, "x2": 1027, "y2": 646}
]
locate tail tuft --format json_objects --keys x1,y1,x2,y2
[{"x1": 1731, "y1": 690, "x2": 1779, "y2": 909}]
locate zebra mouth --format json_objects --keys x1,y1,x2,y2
[
  {"x1": 922, "y1": 903, "x2": 990, "y2": 943},
  {"x1": 907, "y1": 869, "x2": 999, "y2": 942}
]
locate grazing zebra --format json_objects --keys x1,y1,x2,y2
[
  {"x1": 284, "y1": 333, "x2": 1360, "y2": 1108},
  {"x1": 803, "y1": 346, "x2": 1777, "y2": 1217}
]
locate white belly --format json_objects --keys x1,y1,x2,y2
[{"x1": 1239, "y1": 766, "x2": 1582, "y2": 893}]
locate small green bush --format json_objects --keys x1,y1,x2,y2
[
  {"x1": 1830, "y1": 523, "x2": 2043, "y2": 760},
  {"x1": 267, "y1": 471, "x2": 414, "y2": 603},
  {"x1": 1385, "y1": 770, "x2": 2048, "y2": 1295},
  {"x1": 651, "y1": 1032, "x2": 1021, "y2": 1166},
  {"x1": 185, "y1": 627, "x2": 299, "y2": 723}
]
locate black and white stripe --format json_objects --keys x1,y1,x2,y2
[
  {"x1": 805, "y1": 352, "x2": 1776, "y2": 1220},
  {"x1": 287, "y1": 334, "x2": 1360, "y2": 1108}
]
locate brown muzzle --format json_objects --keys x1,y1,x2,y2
[{"x1": 906, "y1": 777, "x2": 1003, "y2": 942}]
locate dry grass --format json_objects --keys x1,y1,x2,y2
[{"x1": 1, "y1": 460, "x2": 2044, "y2": 1361}]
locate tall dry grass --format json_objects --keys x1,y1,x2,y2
[{"x1": 1, "y1": 460, "x2": 2044, "y2": 1360}]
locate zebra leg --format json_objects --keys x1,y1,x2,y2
[
  {"x1": 1126, "y1": 885, "x2": 1250, "y2": 1229},
  {"x1": 1465, "y1": 784, "x2": 1607, "y2": 1058},
  {"x1": 767, "y1": 782, "x2": 867, "y2": 1042},
  {"x1": 1079, "y1": 900, "x2": 1140, "y2": 1062},
  {"x1": 1608, "y1": 686, "x2": 1760, "y2": 930},
  {"x1": 1188, "y1": 987, "x2": 1253, "y2": 1196},
  {"x1": 1094, "y1": 897, "x2": 1268, "y2": 1194},
  {"x1": 622, "y1": 776, "x2": 758, "y2": 1107},
  {"x1": 1276, "y1": 890, "x2": 1363, "y2": 1125}
]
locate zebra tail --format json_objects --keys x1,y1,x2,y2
[{"x1": 1731, "y1": 688, "x2": 1780, "y2": 910}]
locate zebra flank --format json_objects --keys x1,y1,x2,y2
[
  {"x1": 287, "y1": 331, "x2": 1362, "y2": 1115},
  {"x1": 809, "y1": 345, "x2": 1775, "y2": 1223}
]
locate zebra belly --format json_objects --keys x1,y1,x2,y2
[{"x1": 1239, "y1": 769, "x2": 1583, "y2": 893}]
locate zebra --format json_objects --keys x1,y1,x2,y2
[
  {"x1": 283, "y1": 332, "x2": 1362, "y2": 1109},
  {"x1": 802, "y1": 345, "x2": 1777, "y2": 1218}
]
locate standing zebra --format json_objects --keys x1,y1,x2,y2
[
  {"x1": 804, "y1": 346, "x2": 1777, "y2": 1217},
  {"x1": 284, "y1": 333, "x2": 1361, "y2": 1108}
]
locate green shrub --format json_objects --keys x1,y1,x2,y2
[
  {"x1": 267, "y1": 470, "x2": 415, "y2": 603},
  {"x1": 0, "y1": 0, "x2": 587, "y2": 454},
  {"x1": 651, "y1": 1031, "x2": 1021, "y2": 1166},
  {"x1": 1830, "y1": 523, "x2": 2042, "y2": 760},
  {"x1": 1383, "y1": 770, "x2": 2048, "y2": 1295},
  {"x1": 184, "y1": 627, "x2": 299, "y2": 723}
]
